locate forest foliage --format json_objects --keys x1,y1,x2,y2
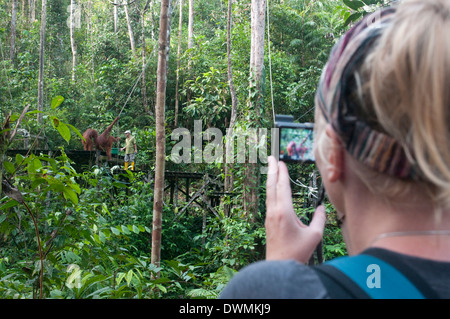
[{"x1": 0, "y1": 0, "x2": 384, "y2": 299}]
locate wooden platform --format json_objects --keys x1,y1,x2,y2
[
  {"x1": 6, "y1": 149, "x2": 124, "y2": 167},
  {"x1": 6, "y1": 149, "x2": 231, "y2": 215}
]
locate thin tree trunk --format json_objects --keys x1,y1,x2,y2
[
  {"x1": 114, "y1": 5, "x2": 118, "y2": 47},
  {"x1": 188, "y1": 0, "x2": 194, "y2": 49},
  {"x1": 87, "y1": 0, "x2": 95, "y2": 82},
  {"x1": 124, "y1": 4, "x2": 136, "y2": 56},
  {"x1": 174, "y1": 0, "x2": 183, "y2": 127},
  {"x1": 30, "y1": 0, "x2": 36, "y2": 24},
  {"x1": 226, "y1": 0, "x2": 238, "y2": 152},
  {"x1": 186, "y1": 0, "x2": 193, "y2": 100},
  {"x1": 224, "y1": 0, "x2": 238, "y2": 216},
  {"x1": 141, "y1": 11, "x2": 149, "y2": 113},
  {"x1": 70, "y1": 0, "x2": 77, "y2": 82},
  {"x1": 149, "y1": 0, "x2": 156, "y2": 40},
  {"x1": 10, "y1": 0, "x2": 18, "y2": 61},
  {"x1": 249, "y1": 0, "x2": 265, "y2": 116},
  {"x1": 37, "y1": 0, "x2": 47, "y2": 124},
  {"x1": 114, "y1": 5, "x2": 118, "y2": 33},
  {"x1": 151, "y1": 0, "x2": 172, "y2": 274},
  {"x1": 244, "y1": 0, "x2": 266, "y2": 218}
]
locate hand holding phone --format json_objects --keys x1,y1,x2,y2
[{"x1": 265, "y1": 156, "x2": 326, "y2": 263}]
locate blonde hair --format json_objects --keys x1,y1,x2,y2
[{"x1": 316, "y1": 0, "x2": 450, "y2": 210}]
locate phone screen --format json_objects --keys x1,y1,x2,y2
[{"x1": 279, "y1": 126, "x2": 315, "y2": 163}]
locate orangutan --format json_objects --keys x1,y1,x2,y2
[
  {"x1": 82, "y1": 128, "x2": 98, "y2": 151},
  {"x1": 82, "y1": 116, "x2": 120, "y2": 160}
]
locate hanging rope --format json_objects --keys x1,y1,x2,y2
[
  {"x1": 118, "y1": 66, "x2": 143, "y2": 117},
  {"x1": 118, "y1": 52, "x2": 154, "y2": 117}
]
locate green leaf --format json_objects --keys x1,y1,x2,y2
[
  {"x1": 67, "y1": 123, "x2": 85, "y2": 142},
  {"x1": 25, "y1": 110, "x2": 44, "y2": 115},
  {"x1": 345, "y1": 12, "x2": 363, "y2": 25},
  {"x1": 93, "y1": 233, "x2": 101, "y2": 244},
  {"x1": 27, "y1": 157, "x2": 42, "y2": 175},
  {"x1": 63, "y1": 187, "x2": 78, "y2": 205},
  {"x1": 343, "y1": 0, "x2": 365, "y2": 11},
  {"x1": 50, "y1": 116, "x2": 71, "y2": 143},
  {"x1": 99, "y1": 231, "x2": 106, "y2": 243},
  {"x1": 111, "y1": 227, "x2": 121, "y2": 236},
  {"x1": 51, "y1": 96, "x2": 65, "y2": 109},
  {"x1": 69, "y1": 182, "x2": 81, "y2": 194},
  {"x1": 121, "y1": 225, "x2": 131, "y2": 235},
  {"x1": 132, "y1": 225, "x2": 140, "y2": 234},
  {"x1": 156, "y1": 284, "x2": 167, "y2": 293},
  {"x1": 116, "y1": 272, "x2": 126, "y2": 285},
  {"x1": 362, "y1": 0, "x2": 382, "y2": 5},
  {"x1": 56, "y1": 121, "x2": 71, "y2": 143},
  {"x1": 125, "y1": 270, "x2": 134, "y2": 286},
  {"x1": 15, "y1": 153, "x2": 24, "y2": 164},
  {"x1": 50, "y1": 181, "x2": 65, "y2": 192},
  {"x1": 50, "y1": 116, "x2": 59, "y2": 129},
  {"x1": 3, "y1": 161, "x2": 15, "y2": 174},
  {"x1": 31, "y1": 178, "x2": 47, "y2": 189},
  {"x1": 0, "y1": 200, "x2": 18, "y2": 211},
  {"x1": 112, "y1": 181, "x2": 127, "y2": 188}
]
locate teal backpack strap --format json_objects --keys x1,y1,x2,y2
[{"x1": 324, "y1": 254, "x2": 426, "y2": 299}]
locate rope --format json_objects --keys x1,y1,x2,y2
[
  {"x1": 118, "y1": 52, "x2": 154, "y2": 117},
  {"x1": 118, "y1": 68, "x2": 143, "y2": 117},
  {"x1": 84, "y1": 45, "x2": 156, "y2": 130}
]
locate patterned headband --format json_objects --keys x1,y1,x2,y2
[{"x1": 315, "y1": 7, "x2": 420, "y2": 180}]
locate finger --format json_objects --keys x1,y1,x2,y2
[
  {"x1": 276, "y1": 162, "x2": 299, "y2": 223},
  {"x1": 266, "y1": 156, "x2": 278, "y2": 205},
  {"x1": 309, "y1": 205, "x2": 327, "y2": 236},
  {"x1": 276, "y1": 161, "x2": 293, "y2": 202}
]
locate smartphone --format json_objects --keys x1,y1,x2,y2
[{"x1": 278, "y1": 123, "x2": 315, "y2": 163}]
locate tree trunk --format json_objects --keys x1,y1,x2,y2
[
  {"x1": 10, "y1": 0, "x2": 18, "y2": 61},
  {"x1": 244, "y1": 0, "x2": 266, "y2": 218},
  {"x1": 114, "y1": 5, "x2": 118, "y2": 33},
  {"x1": 249, "y1": 0, "x2": 265, "y2": 116},
  {"x1": 37, "y1": 0, "x2": 47, "y2": 124},
  {"x1": 124, "y1": 4, "x2": 136, "y2": 56},
  {"x1": 149, "y1": 0, "x2": 156, "y2": 40},
  {"x1": 174, "y1": 0, "x2": 183, "y2": 127},
  {"x1": 188, "y1": 0, "x2": 194, "y2": 49},
  {"x1": 224, "y1": 0, "x2": 238, "y2": 216},
  {"x1": 87, "y1": 0, "x2": 95, "y2": 82},
  {"x1": 30, "y1": 0, "x2": 36, "y2": 24},
  {"x1": 186, "y1": 0, "x2": 194, "y2": 100},
  {"x1": 151, "y1": 0, "x2": 172, "y2": 274},
  {"x1": 114, "y1": 4, "x2": 118, "y2": 46},
  {"x1": 227, "y1": 0, "x2": 238, "y2": 128},
  {"x1": 70, "y1": 0, "x2": 77, "y2": 82},
  {"x1": 141, "y1": 10, "x2": 149, "y2": 113}
]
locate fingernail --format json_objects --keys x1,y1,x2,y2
[{"x1": 267, "y1": 156, "x2": 277, "y2": 174}]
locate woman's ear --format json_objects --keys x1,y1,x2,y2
[{"x1": 325, "y1": 124, "x2": 345, "y2": 183}]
